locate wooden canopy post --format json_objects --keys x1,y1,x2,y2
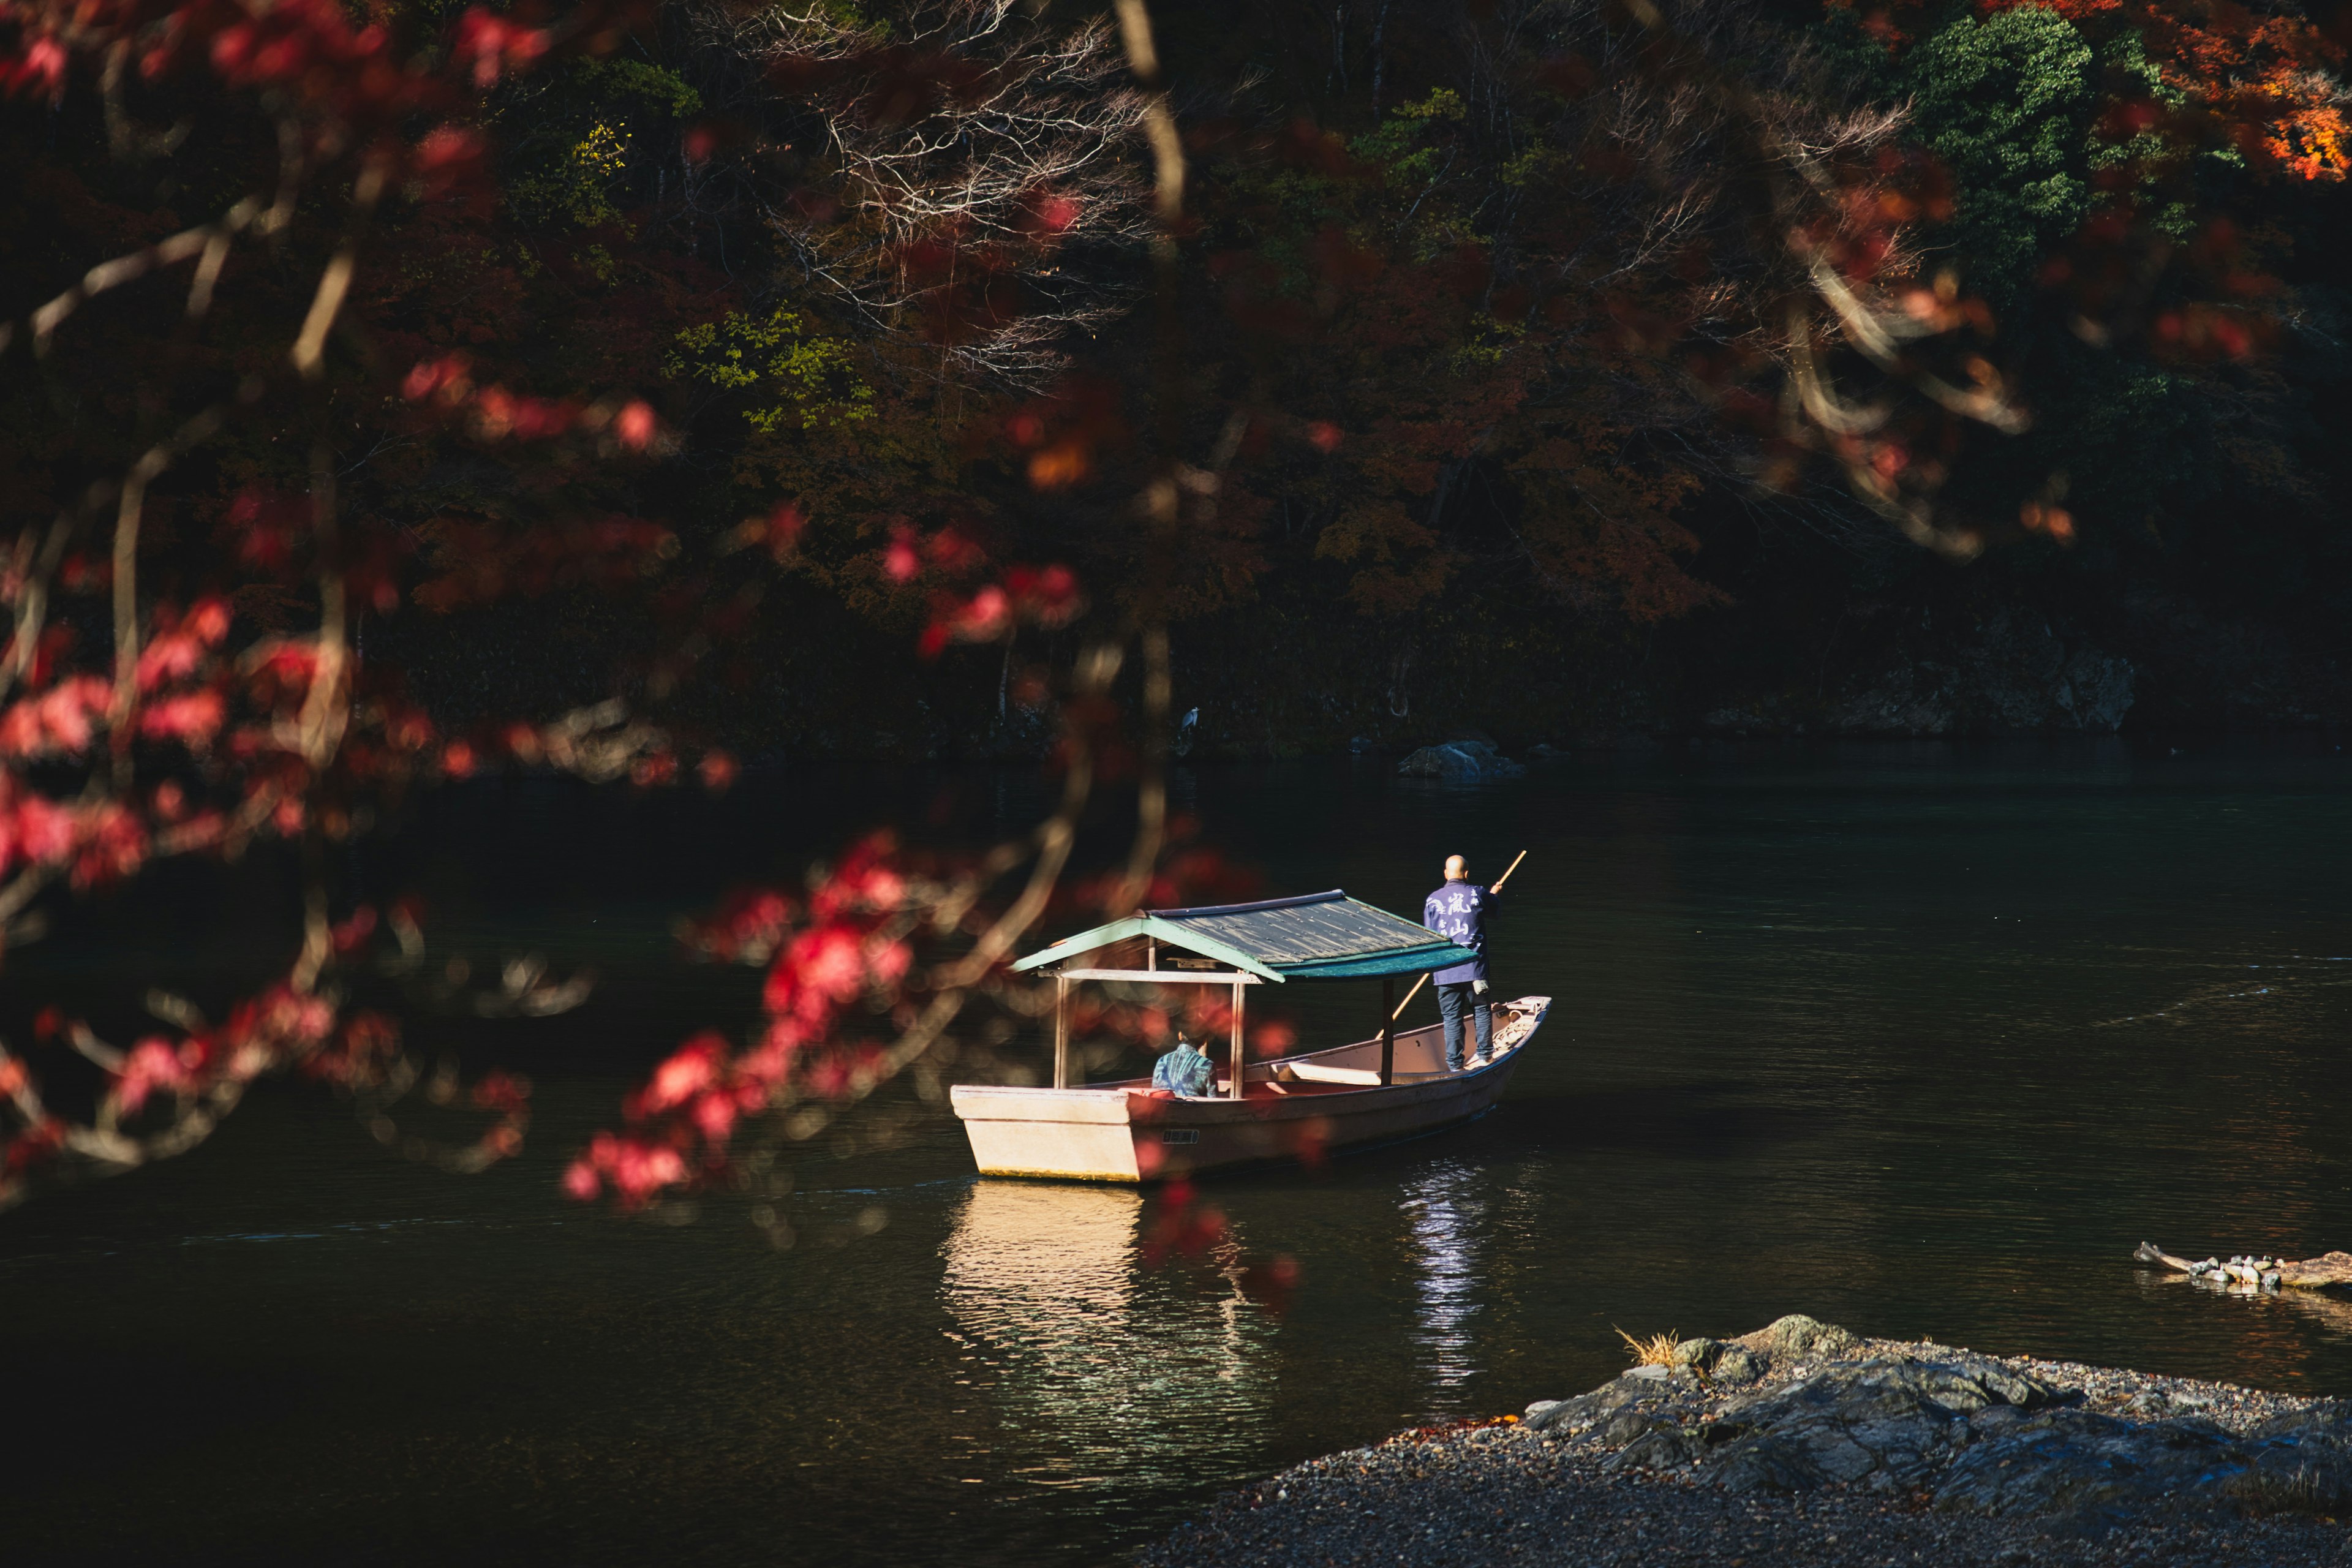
[
  {"x1": 1229, "y1": 978, "x2": 1245, "y2": 1099},
  {"x1": 1379, "y1": 976, "x2": 1395, "y2": 1085},
  {"x1": 1053, "y1": 974, "x2": 1070, "y2": 1088}
]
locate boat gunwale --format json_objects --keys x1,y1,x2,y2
[{"x1": 949, "y1": 998, "x2": 1549, "y2": 1126}]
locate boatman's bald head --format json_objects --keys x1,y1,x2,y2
[{"x1": 1444, "y1": 854, "x2": 1467, "y2": 881}]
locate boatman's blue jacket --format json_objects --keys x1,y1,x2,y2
[
  {"x1": 1151, "y1": 1039, "x2": 1214, "y2": 1096},
  {"x1": 1422, "y1": 881, "x2": 1498, "y2": 984}
]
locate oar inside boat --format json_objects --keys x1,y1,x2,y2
[{"x1": 949, "y1": 888, "x2": 1551, "y2": 1182}]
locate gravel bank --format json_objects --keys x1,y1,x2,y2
[{"x1": 1138, "y1": 1319, "x2": 2352, "y2": 1567}]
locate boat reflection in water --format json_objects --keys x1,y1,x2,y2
[
  {"x1": 1406, "y1": 1161, "x2": 1488, "y2": 1410},
  {"x1": 940, "y1": 1180, "x2": 1276, "y2": 1496}
]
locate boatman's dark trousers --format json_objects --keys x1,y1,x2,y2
[{"x1": 1435, "y1": 982, "x2": 1492, "y2": 1071}]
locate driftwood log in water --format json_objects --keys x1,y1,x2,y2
[{"x1": 2135, "y1": 1241, "x2": 2352, "y2": 1290}]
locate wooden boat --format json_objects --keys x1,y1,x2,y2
[{"x1": 949, "y1": 889, "x2": 1548, "y2": 1181}]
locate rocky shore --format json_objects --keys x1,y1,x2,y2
[{"x1": 1139, "y1": 1316, "x2": 2352, "y2": 1566}]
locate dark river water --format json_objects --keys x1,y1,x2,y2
[{"x1": 9, "y1": 741, "x2": 2352, "y2": 1565}]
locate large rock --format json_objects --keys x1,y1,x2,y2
[
  {"x1": 1526, "y1": 1319, "x2": 2352, "y2": 1531},
  {"x1": 1743, "y1": 1313, "x2": 1860, "y2": 1363},
  {"x1": 1396, "y1": 740, "x2": 1526, "y2": 781},
  {"x1": 2234, "y1": 1403, "x2": 2352, "y2": 1513},
  {"x1": 1603, "y1": 1417, "x2": 1708, "y2": 1474},
  {"x1": 1709, "y1": 1344, "x2": 1765, "y2": 1385},
  {"x1": 1935, "y1": 1395, "x2": 2352, "y2": 1525},
  {"x1": 1670, "y1": 1336, "x2": 1723, "y2": 1372},
  {"x1": 1954, "y1": 611, "x2": 2134, "y2": 732},
  {"x1": 1706, "y1": 1358, "x2": 2059, "y2": 1497},
  {"x1": 1932, "y1": 1409, "x2": 2243, "y2": 1522},
  {"x1": 1524, "y1": 1370, "x2": 1681, "y2": 1434}
]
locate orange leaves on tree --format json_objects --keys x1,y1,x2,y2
[
  {"x1": 997, "y1": 378, "x2": 1127, "y2": 493},
  {"x1": 1980, "y1": 0, "x2": 2349, "y2": 183}
]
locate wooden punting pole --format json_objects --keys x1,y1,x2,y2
[
  {"x1": 1390, "y1": 973, "x2": 1426, "y2": 1025},
  {"x1": 1387, "y1": 848, "x2": 1529, "y2": 1025}
]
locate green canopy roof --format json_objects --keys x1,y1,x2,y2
[{"x1": 1010, "y1": 889, "x2": 1477, "y2": 982}]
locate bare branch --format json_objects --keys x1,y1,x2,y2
[
  {"x1": 703, "y1": 0, "x2": 1155, "y2": 385},
  {"x1": 291, "y1": 157, "x2": 388, "y2": 379},
  {"x1": 27, "y1": 198, "x2": 262, "y2": 355}
]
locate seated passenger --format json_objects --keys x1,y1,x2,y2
[{"x1": 1150, "y1": 1035, "x2": 1215, "y2": 1097}]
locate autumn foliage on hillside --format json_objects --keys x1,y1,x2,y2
[
  {"x1": 1981, "y1": 0, "x2": 2348, "y2": 181},
  {"x1": 0, "y1": 0, "x2": 2344, "y2": 1217}
]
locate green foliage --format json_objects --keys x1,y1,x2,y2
[
  {"x1": 1823, "y1": 6, "x2": 2227, "y2": 301},
  {"x1": 571, "y1": 57, "x2": 704, "y2": 119},
  {"x1": 665, "y1": 310, "x2": 876, "y2": 434},
  {"x1": 2086, "y1": 31, "x2": 2210, "y2": 241},
  {"x1": 1798, "y1": 0, "x2": 2348, "y2": 618},
  {"x1": 1350, "y1": 88, "x2": 1466, "y2": 185},
  {"x1": 1902, "y1": 7, "x2": 2096, "y2": 303},
  {"x1": 505, "y1": 118, "x2": 633, "y2": 228},
  {"x1": 498, "y1": 58, "x2": 701, "y2": 231},
  {"x1": 1494, "y1": 140, "x2": 1562, "y2": 189}
]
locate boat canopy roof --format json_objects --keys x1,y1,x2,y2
[{"x1": 1009, "y1": 889, "x2": 1477, "y2": 982}]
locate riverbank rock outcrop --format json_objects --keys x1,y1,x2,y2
[
  {"x1": 1145, "y1": 1314, "x2": 2352, "y2": 1567},
  {"x1": 1520, "y1": 1313, "x2": 2352, "y2": 1528}
]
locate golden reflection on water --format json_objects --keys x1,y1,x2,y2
[
  {"x1": 1406, "y1": 1161, "x2": 1487, "y2": 1404},
  {"x1": 939, "y1": 1181, "x2": 1275, "y2": 1491}
]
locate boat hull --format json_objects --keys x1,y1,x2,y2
[{"x1": 950, "y1": 997, "x2": 1548, "y2": 1181}]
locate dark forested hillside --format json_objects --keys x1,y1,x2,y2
[
  {"x1": 11, "y1": 0, "x2": 2352, "y2": 760},
  {"x1": 1142, "y1": 0, "x2": 2352, "y2": 750}
]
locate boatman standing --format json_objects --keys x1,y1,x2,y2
[{"x1": 1423, "y1": 854, "x2": 1499, "y2": 1071}]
